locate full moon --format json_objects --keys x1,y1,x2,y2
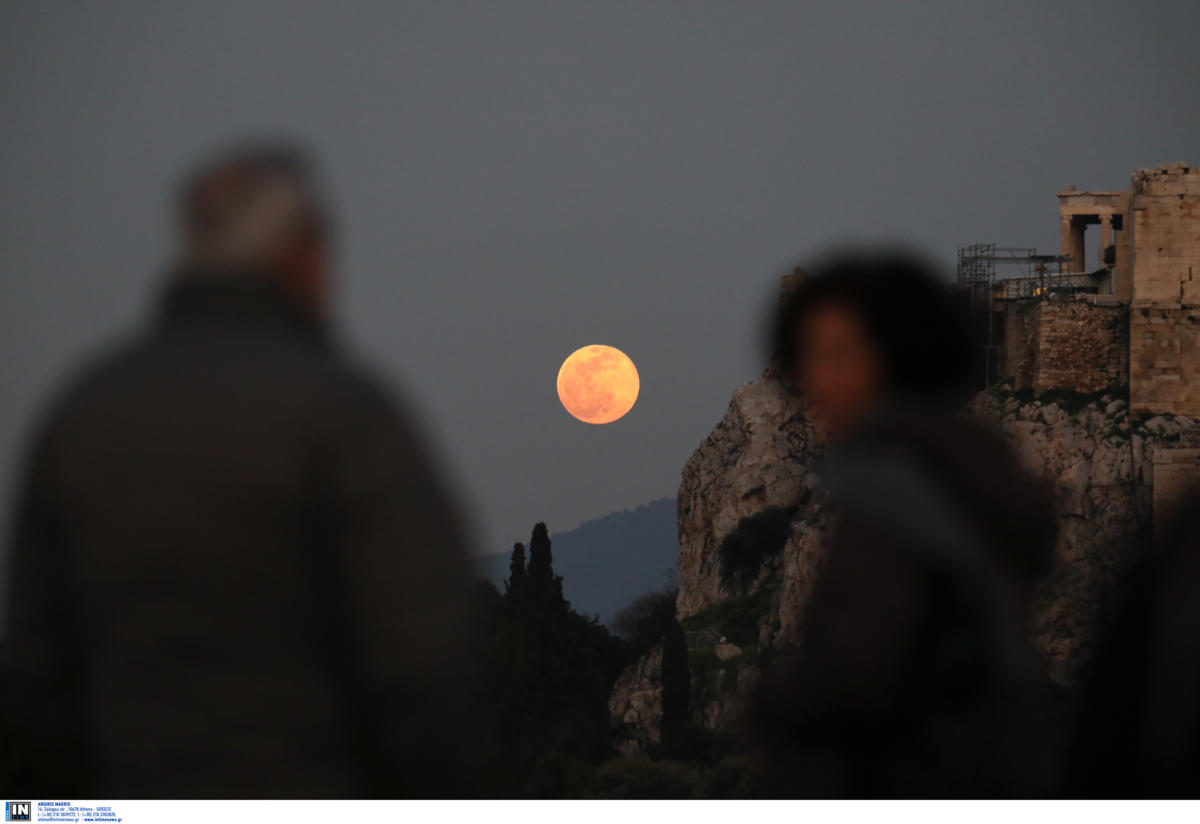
[{"x1": 556, "y1": 345, "x2": 640, "y2": 424}]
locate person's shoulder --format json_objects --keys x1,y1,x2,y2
[
  {"x1": 849, "y1": 403, "x2": 1017, "y2": 475},
  {"x1": 316, "y1": 351, "x2": 398, "y2": 413},
  {"x1": 848, "y1": 403, "x2": 1057, "y2": 578},
  {"x1": 309, "y1": 348, "x2": 431, "y2": 438},
  {"x1": 34, "y1": 332, "x2": 153, "y2": 433}
]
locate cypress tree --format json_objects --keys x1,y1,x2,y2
[
  {"x1": 505, "y1": 542, "x2": 529, "y2": 607},
  {"x1": 527, "y1": 521, "x2": 565, "y2": 616},
  {"x1": 483, "y1": 519, "x2": 632, "y2": 783},
  {"x1": 660, "y1": 618, "x2": 691, "y2": 756}
]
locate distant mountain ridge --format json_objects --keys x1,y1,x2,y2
[{"x1": 477, "y1": 497, "x2": 678, "y2": 625}]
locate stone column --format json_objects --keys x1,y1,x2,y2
[
  {"x1": 1099, "y1": 214, "x2": 1114, "y2": 293},
  {"x1": 1071, "y1": 221, "x2": 1087, "y2": 274},
  {"x1": 1061, "y1": 216, "x2": 1074, "y2": 274},
  {"x1": 1115, "y1": 209, "x2": 1132, "y2": 302}
]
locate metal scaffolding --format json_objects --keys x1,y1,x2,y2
[
  {"x1": 957, "y1": 245, "x2": 1067, "y2": 282},
  {"x1": 955, "y1": 245, "x2": 1073, "y2": 391}
]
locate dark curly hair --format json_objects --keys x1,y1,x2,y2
[{"x1": 769, "y1": 249, "x2": 971, "y2": 406}]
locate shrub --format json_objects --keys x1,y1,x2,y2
[
  {"x1": 718, "y1": 506, "x2": 797, "y2": 588},
  {"x1": 590, "y1": 756, "x2": 703, "y2": 799}
]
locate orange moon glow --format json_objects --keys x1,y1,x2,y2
[{"x1": 556, "y1": 345, "x2": 640, "y2": 424}]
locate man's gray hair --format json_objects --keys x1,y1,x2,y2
[{"x1": 177, "y1": 143, "x2": 329, "y2": 271}]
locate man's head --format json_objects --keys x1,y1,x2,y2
[{"x1": 176, "y1": 143, "x2": 332, "y2": 317}]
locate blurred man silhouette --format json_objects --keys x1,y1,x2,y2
[
  {"x1": 4, "y1": 143, "x2": 477, "y2": 797},
  {"x1": 749, "y1": 253, "x2": 1059, "y2": 797},
  {"x1": 1066, "y1": 484, "x2": 1200, "y2": 798}
]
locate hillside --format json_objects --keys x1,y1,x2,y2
[
  {"x1": 610, "y1": 375, "x2": 1195, "y2": 755},
  {"x1": 476, "y1": 497, "x2": 678, "y2": 624}
]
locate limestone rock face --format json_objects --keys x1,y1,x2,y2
[
  {"x1": 775, "y1": 508, "x2": 832, "y2": 647},
  {"x1": 697, "y1": 662, "x2": 763, "y2": 732},
  {"x1": 714, "y1": 642, "x2": 742, "y2": 661},
  {"x1": 675, "y1": 377, "x2": 822, "y2": 620},
  {"x1": 671, "y1": 376, "x2": 831, "y2": 735},
  {"x1": 969, "y1": 388, "x2": 1198, "y2": 684},
  {"x1": 608, "y1": 644, "x2": 663, "y2": 756},
  {"x1": 611, "y1": 372, "x2": 1197, "y2": 753}
]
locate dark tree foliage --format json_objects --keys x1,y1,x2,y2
[
  {"x1": 526, "y1": 522, "x2": 552, "y2": 591},
  {"x1": 659, "y1": 618, "x2": 691, "y2": 756},
  {"x1": 477, "y1": 521, "x2": 630, "y2": 797},
  {"x1": 506, "y1": 542, "x2": 529, "y2": 606},
  {"x1": 612, "y1": 587, "x2": 679, "y2": 660},
  {"x1": 526, "y1": 522, "x2": 565, "y2": 618},
  {"x1": 718, "y1": 505, "x2": 798, "y2": 589}
]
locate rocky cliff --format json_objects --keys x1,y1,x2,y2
[
  {"x1": 609, "y1": 374, "x2": 1199, "y2": 754},
  {"x1": 610, "y1": 375, "x2": 829, "y2": 752},
  {"x1": 971, "y1": 387, "x2": 1198, "y2": 679},
  {"x1": 675, "y1": 377, "x2": 823, "y2": 625}
]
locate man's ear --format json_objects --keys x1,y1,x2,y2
[{"x1": 274, "y1": 234, "x2": 331, "y2": 318}]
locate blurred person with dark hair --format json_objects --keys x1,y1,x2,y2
[
  {"x1": 1065, "y1": 485, "x2": 1200, "y2": 798},
  {"x1": 4, "y1": 143, "x2": 478, "y2": 797},
  {"x1": 749, "y1": 251, "x2": 1059, "y2": 797},
  {"x1": 768, "y1": 253, "x2": 974, "y2": 435}
]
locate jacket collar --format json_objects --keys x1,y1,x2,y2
[{"x1": 158, "y1": 268, "x2": 329, "y2": 347}]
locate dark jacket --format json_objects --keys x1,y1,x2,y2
[
  {"x1": 5, "y1": 275, "x2": 478, "y2": 798},
  {"x1": 1066, "y1": 484, "x2": 1200, "y2": 798},
  {"x1": 750, "y1": 406, "x2": 1059, "y2": 798}
]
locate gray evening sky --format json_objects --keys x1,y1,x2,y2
[{"x1": 2, "y1": 1, "x2": 1198, "y2": 565}]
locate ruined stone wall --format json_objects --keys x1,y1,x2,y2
[
  {"x1": 1128, "y1": 164, "x2": 1200, "y2": 415},
  {"x1": 1130, "y1": 307, "x2": 1200, "y2": 416},
  {"x1": 1000, "y1": 298, "x2": 1128, "y2": 394},
  {"x1": 1130, "y1": 164, "x2": 1200, "y2": 305},
  {"x1": 1002, "y1": 299, "x2": 1039, "y2": 390},
  {"x1": 1033, "y1": 300, "x2": 1128, "y2": 394}
]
